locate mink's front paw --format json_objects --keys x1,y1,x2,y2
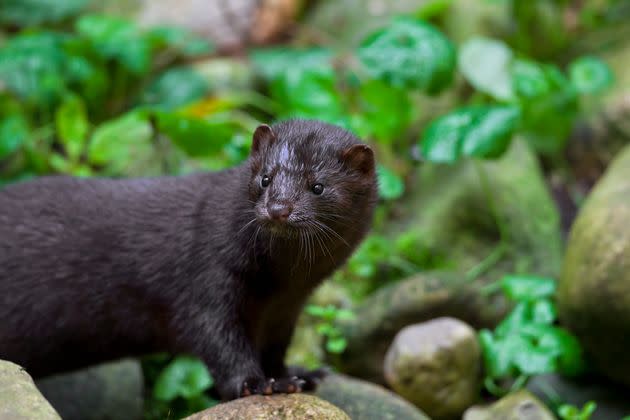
[
  {"x1": 286, "y1": 366, "x2": 330, "y2": 391},
  {"x1": 241, "y1": 376, "x2": 306, "y2": 397}
]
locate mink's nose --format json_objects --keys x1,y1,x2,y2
[{"x1": 267, "y1": 202, "x2": 293, "y2": 222}]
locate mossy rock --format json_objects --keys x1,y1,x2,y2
[
  {"x1": 184, "y1": 394, "x2": 349, "y2": 420},
  {"x1": 314, "y1": 373, "x2": 429, "y2": 420},
  {"x1": 0, "y1": 360, "x2": 61, "y2": 420},
  {"x1": 399, "y1": 139, "x2": 562, "y2": 280},
  {"x1": 558, "y1": 144, "x2": 630, "y2": 387}
]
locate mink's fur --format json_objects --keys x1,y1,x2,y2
[{"x1": 0, "y1": 119, "x2": 377, "y2": 400}]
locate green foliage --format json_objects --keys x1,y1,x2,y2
[
  {"x1": 358, "y1": 17, "x2": 456, "y2": 94},
  {"x1": 376, "y1": 164, "x2": 405, "y2": 201},
  {"x1": 568, "y1": 56, "x2": 614, "y2": 95},
  {"x1": 558, "y1": 401, "x2": 597, "y2": 420},
  {"x1": 143, "y1": 355, "x2": 217, "y2": 420},
  {"x1": 479, "y1": 275, "x2": 586, "y2": 395},
  {"x1": 458, "y1": 37, "x2": 514, "y2": 101},
  {"x1": 454, "y1": 37, "x2": 613, "y2": 157},
  {"x1": 153, "y1": 356, "x2": 214, "y2": 400},
  {"x1": 0, "y1": 114, "x2": 29, "y2": 159},
  {"x1": 421, "y1": 106, "x2": 521, "y2": 163},
  {"x1": 0, "y1": 0, "x2": 89, "y2": 26},
  {"x1": 305, "y1": 304, "x2": 355, "y2": 354}
]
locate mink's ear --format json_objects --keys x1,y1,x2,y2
[
  {"x1": 251, "y1": 124, "x2": 276, "y2": 155},
  {"x1": 341, "y1": 144, "x2": 375, "y2": 175}
]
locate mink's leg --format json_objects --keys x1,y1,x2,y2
[
  {"x1": 168, "y1": 275, "x2": 270, "y2": 401},
  {"x1": 260, "y1": 315, "x2": 326, "y2": 392},
  {"x1": 173, "y1": 306, "x2": 267, "y2": 400}
]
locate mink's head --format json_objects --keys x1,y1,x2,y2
[{"x1": 247, "y1": 119, "x2": 377, "y2": 240}]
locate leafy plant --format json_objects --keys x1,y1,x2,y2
[
  {"x1": 305, "y1": 304, "x2": 355, "y2": 354},
  {"x1": 143, "y1": 355, "x2": 217, "y2": 420},
  {"x1": 558, "y1": 401, "x2": 597, "y2": 420},
  {"x1": 479, "y1": 275, "x2": 586, "y2": 395}
]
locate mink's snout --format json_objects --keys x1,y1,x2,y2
[{"x1": 267, "y1": 201, "x2": 293, "y2": 222}]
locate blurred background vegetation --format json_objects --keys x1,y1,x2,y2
[{"x1": 2, "y1": 0, "x2": 630, "y2": 419}]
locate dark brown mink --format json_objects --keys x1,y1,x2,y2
[{"x1": 0, "y1": 119, "x2": 378, "y2": 400}]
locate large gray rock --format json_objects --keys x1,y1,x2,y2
[
  {"x1": 184, "y1": 394, "x2": 350, "y2": 420},
  {"x1": 314, "y1": 373, "x2": 429, "y2": 420},
  {"x1": 335, "y1": 271, "x2": 507, "y2": 383},
  {"x1": 384, "y1": 318, "x2": 481, "y2": 419},
  {"x1": 464, "y1": 390, "x2": 555, "y2": 420},
  {"x1": 558, "y1": 144, "x2": 630, "y2": 387},
  {"x1": 36, "y1": 359, "x2": 144, "y2": 420},
  {"x1": 0, "y1": 360, "x2": 61, "y2": 420}
]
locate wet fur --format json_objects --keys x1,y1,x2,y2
[{"x1": 0, "y1": 119, "x2": 377, "y2": 399}]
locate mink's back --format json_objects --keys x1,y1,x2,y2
[{"x1": 0, "y1": 169, "x2": 244, "y2": 376}]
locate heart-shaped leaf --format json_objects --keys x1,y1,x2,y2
[
  {"x1": 358, "y1": 17, "x2": 456, "y2": 94},
  {"x1": 421, "y1": 105, "x2": 521, "y2": 163},
  {"x1": 458, "y1": 37, "x2": 514, "y2": 100},
  {"x1": 568, "y1": 56, "x2": 614, "y2": 95},
  {"x1": 154, "y1": 356, "x2": 213, "y2": 401}
]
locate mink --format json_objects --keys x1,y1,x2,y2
[{"x1": 0, "y1": 119, "x2": 378, "y2": 400}]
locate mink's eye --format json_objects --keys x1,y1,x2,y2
[
  {"x1": 261, "y1": 175, "x2": 271, "y2": 188},
  {"x1": 311, "y1": 183, "x2": 324, "y2": 195}
]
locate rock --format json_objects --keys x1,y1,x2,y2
[
  {"x1": 184, "y1": 394, "x2": 349, "y2": 420},
  {"x1": 383, "y1": 317, "x2": 481, "y2": 419},
  {"x1": 35, "y1": 359, "x2": 144, "y2": 420},
  {"x1": 400, "y1": 139, "x2": 563, "y2": 279},
  {"x1": 314, "y1": 373, "x2": 430, "y2": 420},
  {"x1": 558, "y1": 144, "x2": 630, "y2": 387},
  {"x1": 464, "y1": 390, "x2": 555, "y2": 420},
  {"x1": 527, "y1": 374, "x2": 630, "y2": 420},
  {"x1": 335, "y1": 271, "x2": 507, "y2": 383},
  {"x1": 0, "y1": 360, "x2": 61, "y2": 420}
]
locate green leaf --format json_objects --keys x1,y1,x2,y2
[
  {"x1": 512, "y1": 341, "x2": 558, "y2": 375},
  {"x1": 568, "y1": 56, "x2": 614, "y2": 95},
  {"x1": 140, "y1": 67, "x2": 209, "y2": 110},
  {"x1": 532, "y1": 299, "x2": 557, "y2": 324},
  {"x1": 357, "y1": 80, "x2": 411, "y2": 144},
  {"x1": 495, "y1": 301, "x2": 532, "y2": 336},
  {"x1": 88, "y1": 112, "x2": 153, "y2": 174},
  {"x1": 512, "y1": 60, "x2": 578, "y2": 155},
  {"x1": 153, "y1": 356, "x2": 213, "y2": 401},
  {"x1": 479, "y1": 329, "x2": 528, "y2": 378},
  {"x1": 358, "y1": 17, "x2": 456, "y2": 94},
  {"x1": 512, "y1": 59, "x2": 551, "y2": 99},
  {"x1": 305, "y1": 305, "x2": 328, "y2": 318},
  {"x1": 421, "y1": 106, "x2": 520, "y2": 163},
  {"x1": 0, "y1": 114, "x2": 30, "y2": 159},
  {"x1": 458, "y1": 37, "x2": 514, "y2": 100},
  {"x1": 0, "y1": 0, "x2": 88, "y2": 26},
  {"x1": 75, "y1": 15, "x2": 151, "y2": 75},
  {"x1": 335, "y1": 309, "x2": 355, "y2": 321},
  {"x1": 376, "y1": 164, "x2": 405, "y2": 201},
  {"x1": 270, "y1": 67, "x2": 344, "y2": 120},
  {"x1": 250, "y1": 47, "x2": 333, "y2": 81},
  {"x1": 501, "y1": 275, "x2": 557, "y2": 301},
  {"x1": 0, "y1": 32, "x2": 69, "y2": 106},
  {"x1": 521, "y1": 324, "x2": 586, "y2": 376},
  {"x1": 155, "y1": 112, "x2": 237, "y2": 157},
  {"x1": 55, "y1": 95, "x2": 89, "y2": 161},
  {"x1": 326, "y1": 337, "x2": 348, "y2": 354}
]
